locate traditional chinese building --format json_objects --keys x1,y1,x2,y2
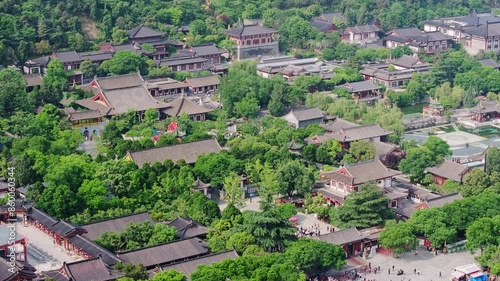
[
  {"x1": 184, "y1": 75, "x2": 220, "y2": 94},
  {"x1": 282, "y1": 108, "x2": 325, "y2": 129},
  {"x1": 0, "y1": 257, "x2": 37, "y2": 281},
  {"x1": 224, "y1": 24, "x2": 279, "y2": 60},
  {"x1": 75, "y1": 73, "x2": 171, "y2": 120},
  {"x1": 42, "y1": 257, "x2": 124, "y2": 281},
  {"x1": 341, "y1": 24, "x2": 380, "y2": 44},
  {"x1": 190, "y1": 43, "x2": 225, "y2": 65},
  {"x1": 424, "y1": 160, "x2": 470, "y2": 185},
  {"x1": 335, "y1": 81, "x2": 381, "y2": 104},
  {"x1": 318, "y1": 159, "x2": 400, "y2": 206},
  {"x1": 470, "y1": 100, "x2": 500, "y2": 122},
  {"x1": 309, "y1": 124, "x2": 392, "y2": 149},
  {"x1": 166, "y1": 217, "x2": 209, "y2": 239},
  {"x1": 127, "y1": 25, "x2": 170, "y2": 59}
]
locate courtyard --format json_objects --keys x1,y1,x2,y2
[{"x1": 14, "y1": 218, "x2": 82, "y2": 272}]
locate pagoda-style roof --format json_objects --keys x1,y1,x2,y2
[
  {"x1": 287, "y1": 138, "x2": 304, "y2": 151},
  {"x1": 194, "y1": 178, "x2": 210, "y2": 189}
]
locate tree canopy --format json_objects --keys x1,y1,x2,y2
[{"x1": 332, "y1": 184, "x2": 393, "y2": 229}]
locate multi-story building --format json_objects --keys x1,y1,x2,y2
[
  {"x1": 360, "y1": 55, "x2": 432, "y2": 90},
  {"x1": 385, "y1": 28, "x2": 454, "y2": 54},
  {"x1": 224, "y1": 24, "x2": 279, "y2": 60},
  {"x1": 421, "y1": 12, "x2": 500, "y2": 55},
  {"x1": 340, "y1": 24, "x2": 380, "y2": 44},
  {"x1": 463, "y1": 22, "x2": 500, "y2": 55}
]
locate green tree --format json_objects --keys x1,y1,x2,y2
[
  {"x1": 35, "y1": 40, "x2": 52, "y2": 55},
  {"x1": 379, "y1": 220, "x2": 417, "y2": 255},
  {"x1": 316, "y1": 140, "x2": 342, "y2": 165},
  {"x1": 391, "y1": 45, "x2": 413, "y2": 59},
  {"x1": 222, "y1": 172, "x2": 245, "y2": 208},
  {"x1": 77, "y1": 179, "x2": 108, "y2": 211},
  {"x1": 0, "y1": 69, "x2": 31, "y2": 118},
  {"x1": 40, "y1": 58, "x2": 68, "y2": 104},
  {"x1": 144, "y1": 108, "x2": 158, "y2": 125},
  {"x1": 112, "y1": 29, "x2": 129, "y2": 44},
  {"x1": 276, "y1": 159, "x2": 314, "y2": 197},
  {"x1": 80, "y1": 60, "x2": 98, "y2": 77},
  {"x1": 285, "y1": 239, "x2": 346, "y2": 272},
  {"x1": 486, "y1": 147, "x2": 500, "y2": 175},
  {"x1": 233, "y1": 208, "x2": 296, "y2": 252},
  {"x1": 37, "y1": 184, "x2": 79, "y2": 219},
  {"x1": 234, "y1": 97, "x2": 260, "y2": 118},
  {"x1": 256, "y1": 162, "x2": 281, "y2": 210},
  {"x1": 226, "y1": 232, "x2": 257, "y2": 255},
  {"x1": 399, "y1": 147, "x2": 435, "y2": 183},
  {"x1": 347, "y1": 140, "x2": 376, "y2": 163},
  {"x1": 114, "y1": 263, "x2": 148, "y2": 281},
  {"x1": 461, "y1": 168, "x2": 491, "y2": 197},
  {"x1": 332, "y1": 184, "x2": 393, "y2": 228},
  {"x1": 99, "y1": 51, "x2": 146, "y2": 76},
  {"x1": 465, "y1": 215, "x2": 500, "y2": 252},
  {"x1": 152, "y1": 270, "x2": 187, "y2": 281},
  {"x1": 279, "y1": 16, "x2": 319, "y2": 50}
]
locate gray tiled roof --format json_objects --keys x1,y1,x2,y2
[
  {"x1": 68, "y1": 235, "x2": 123, "y2": 266},
  {"x1": 317, "y1": 227, "x2": 366, "y2": 245},
  {"x1": 224, "y1": 24, "x2": 278, "y2": 37},
  {"x1": 320, "y1": 117, "x2": 360, "y2": 132},
  {"x1": 329, "y1": 124, "x2": 392, "y2": 142},
  {"x1": 425, "y1": 192, "x2": 463, "y2": 208},
  {"x1": 185, "y1": 75, "x2": 220, "y2": 88},
  {"x1": 470, "y1": 100, "x2": 500, "y2": 113},
  {"x1": 391, "y1": 55, "x2": 421, "y2": 68},
  {"x1": 318, "y1": 12, "x2": 346, "y2": 24},
  {"x1": 424, "y1": 160, "x2": 469, "y2": 182},
  {"x1": 96, "y1": 73, "x2": 144, "y2": 90},
  {"x1": 53, "y1": 50, "x2": 82, "y2": 63},
  {"x1": 51, "y1": 220, "x2": 86, "y2": 237},
  {"x1": 191, "y1": 43, "x2": 224, "y2": 56},
  {"x1": 118, "y1": 237, "x2": 209, "y2": 268},
  {"x1": 158, "y1": 56, "x2": 208, "y2": 67},
  {"x1": 373, "y1": 141, "x2": 398, "y2": 156},
  {"x1": 28, "y1": 207, "x2": 58, "y2": 229},
  {"x1": 79, "y1": 51, "x2": 114, "y2": 62},
  {"x1": 0, "y1": 258, "x2": 37, "y2": 281},
  {"x1": 127, "y1": 25, "x2": 165, "y2": 39},
  {"x1": 286, "y1": 108, "x2": 324, "y2": 122},
  {"x1": 412, "y1": 31, "x2": 455, "y2": 42},
  {"x1": 311, "y1": 19, "x2": 334, "y2": 32},
  {"x1": 167, "y1": 217, "x2": 209, "y2": 239},
  {"x1": 478, "y1": 58, "x2": 500, "y2": 68},
  {"x1": 321, "y1": 159, "x2": 400, "y2": 185},
  {"x1": 43, "y1": 257, "x2": 124, "y2": 281},
  {"x1": 23, "y1": 73, "x2": 42, "y2": 87},
  {"x1": 68, "y1": 110, "x2": 106, "y2": 121},
  {"x1": 127, "y1": 138, "x2": 222, "y2": 166},
  {"x1": 160, "y1": 250, "x2": 239, "y2": 280},
  {"x1": 81, "y1": 212, "x2": 153, "y2": 241},
  {"x1": 466, "y1": 22, "x2": 500, "y2": 37},
  {"x1": 162, "y1": 96, "x2": 213, "y2": 117},
  {"x1": 347, "y1": 24, "x2": 380, "y2": 34},
  {"x1": 337, "y1": 80, "x2": 380, "y2": 93},
  {"x1": 387, "y1": 27, "x2": 423, "y2": 38}
]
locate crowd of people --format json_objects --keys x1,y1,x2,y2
[{"x1": 296, "y1": 224, "x2": 323, "y2": 238}]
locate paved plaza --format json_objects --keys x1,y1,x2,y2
[
  {"x1": 14, "y1": 220, "x2": 82, "y2": 272},
  {"x1": 349, "y1": 247, "x2": 476, "y2": 281},
  {"x1": 436, "y1": 131, "x2": 486, "y2": 147}
]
